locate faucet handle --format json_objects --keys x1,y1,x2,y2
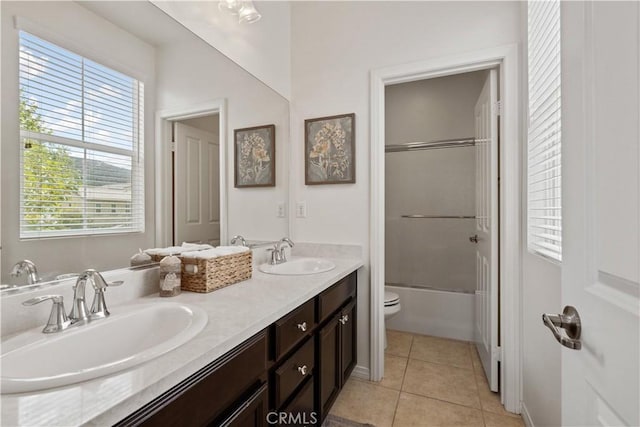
[
  {"x1": 267, "y1": 247, "x2": 281, "y2": 265},
  {"x1": 230, "y1": 235, "x2": 248, "y2": 246},
  {"x1": 90, "y1": 279, "x2": 123, "y2": 319},
  {"x1": 22, "y1": 295, "x2": 71, "y2": 333}
]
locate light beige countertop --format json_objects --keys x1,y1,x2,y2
[{"x1": 0, "y1": 255, "x2": 363, "y2": 426}]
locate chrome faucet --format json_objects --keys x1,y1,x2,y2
[
  {"x1": 10, "y1": 260, "x2": 41, "y2": 285},
  {"x1": 269, "y1": 238, "x2": 295, "y2": 265},
  {"x1": 230, "y1": 235, "x2": 248, "y2": 247},
  {"x1": 70, "y1": 269, "x2": 123, "y2": 324}
]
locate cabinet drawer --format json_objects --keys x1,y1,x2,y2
[
  {"x1": 274, "y1": 337, "x2": 315, "y2": 408},
  {"x1": 219, "y1": 383, "x2": 269, "y2": 427},
  {"x1": 115, "y1": 331, "x2": 268, "y2": 427},
  {"x1": 275, "y1": 299, "x2": 315, "y2": 359},
  {"x1": 317, "y1": 273, "x2": 356, "y2": 323}
]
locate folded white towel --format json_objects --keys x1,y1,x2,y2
[
  {"x1": 180, "y1": 246, "x2": 250, "y2": 260},
  {"x1": 145, "y1": 243, "x2": 213, "y2": 257},
  {"x1": 144, "y1": 246, "x2": 184, "y2": 257},
  {"x1": 181, "y1": 242, "x2": 214, "y2": 251}
]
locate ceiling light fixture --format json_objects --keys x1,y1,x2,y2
[{"x1": 218, "y1": 0, "x2": 262, "y2": 24}]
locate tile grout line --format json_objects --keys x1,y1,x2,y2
[
  {"x1": 390, "y1": 334, "x2": 414, "y2": 427},
  {"x1": 400, "y1": 390, "x2": 484, "y2": 413},
  {"x1": 405, "y1": 356, "x2": 475, "y2": 371}
]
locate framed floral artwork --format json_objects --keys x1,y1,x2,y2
[
  {"x1": 234, "y1": 124, "x2": 275, "y2": 188},
  {"x1": 304, "y1": 113, "x2": 355, "y2": 185}
]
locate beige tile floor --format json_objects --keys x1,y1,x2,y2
[{"x1": 329, "y1": 330, "x2": 525, "y2": 427}]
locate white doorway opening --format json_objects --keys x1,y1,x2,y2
[
  {"x1": 369, "y1": 45, "x2": 521, "y2": 413},
  {"x1": 155, "y1": 100, "x2": 228, "y2": 248}
]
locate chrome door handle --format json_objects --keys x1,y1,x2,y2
[
  {"x1": 469, "y1": 235, "x2": 479, "y2": 243},
  {"x1": 297, "y1": 365, "x2": 308, "y2": 376},
  {"x1": 297, "y1": 321, "x2": 307, "y2": 332},
  {"x1": 339, "y1": 314, "x2": 349, "y2": 325},
  {"x1": 542, "y1": 306, "x2": 582, "y2": 350}
]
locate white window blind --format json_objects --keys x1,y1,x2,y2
[
  {"x1": 527, "y1": 0, "x2": 562, "y2": 262},
  {"x1": 18, "y1": 31, "x2": 144, "y2": 239}
]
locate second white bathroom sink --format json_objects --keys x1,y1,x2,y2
[
  {"x1": 1, "y1": 301, "x2": 207, "y2": 394},
  {"x1": 259, "y1": 257, "x2": 336, "y2": 275}
]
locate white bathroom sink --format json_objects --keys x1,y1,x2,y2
[
  {"x1": 0, "y1": 302, "x2": 207, "y2": 394},
  {"x1": 259, "y1": 257, "x2": 336, "y2": 275}
]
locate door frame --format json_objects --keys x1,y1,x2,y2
[
  {"x1": 155, "y1": 99, "x2": 228, "y2": 247},
  {"x1": 369, "y1": 44, "x2": 522, "y2": 413}
]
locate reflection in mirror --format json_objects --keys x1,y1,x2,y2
[
  {"x1": 0, "y1": 1, "x2": 290, "y2": 291},
  {"x1": 173, "y1": 115, "x2": 221, "y2": 246}
]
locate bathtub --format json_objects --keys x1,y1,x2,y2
[{"x1": 385, "y1": 284, "x2": 475, "y2": 342}]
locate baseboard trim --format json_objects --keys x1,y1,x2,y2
[
  {"x1": 521, "y1": 402, "x2": 534, "y2": 427},
  {"x1": 351, "y1": 365, "x2": 370, "y2": 381}
]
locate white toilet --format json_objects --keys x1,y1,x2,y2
[{"x1": 384, "y1": 290, "x2": 402, "y2": 349}]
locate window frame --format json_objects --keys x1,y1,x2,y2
[{"x1": 18, "y1": 30, "x2": 145, "y2": 240}]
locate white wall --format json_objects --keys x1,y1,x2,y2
[
  {"x1": 519, "y1": 4, "x2": 561, "y2": 426},
  {"x1": 290, "y1": 0, "x2": 521, "y2": 376},
  {"x1": 521, "y1": 254, "x2": 561, "y2": 426},
  {"x1": 151, "y1": 0, "x2": 291, "y2": 100},
  {"x1": 385, "y1": 72, "x2": 487, "y2": 144},
  {"x1": 155, "y1": 29, "x2": 289, "y2": 242},
  {"x1": 0, "y1": 1, "x2": 156, "y2": 282},
  {"x1": 179, "y1": 114, "x2": 220, "y2": 135},
  {"x1": 385, "y1": 73, "x2": 484, "y2": 292}
]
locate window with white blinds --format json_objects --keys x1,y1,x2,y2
[
  {"x1": 18, "y1": 31, "x2": 144, "y2": 239},
  {"x1": 527, "y1": 0, "x2": 562, "y2": 262}
]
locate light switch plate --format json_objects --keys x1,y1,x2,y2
[
  {"x1": 296, "y1": 202, "x2": 307, "y2": 218},
  {"x1": 277, "y1": 202, "x2": 286, "y2": 218}
]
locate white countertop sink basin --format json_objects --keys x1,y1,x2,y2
[
  {"x1": 259, "y1": 257, "x2": 336, "y2": 275},
  {"x1": 1, "y1": 302, "x2": 207, "y2": 394}
]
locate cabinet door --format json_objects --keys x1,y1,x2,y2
[
  {"x1": 282, "y1": 377, "x2": 317, "y2": 426},
  {"x1": 218, "y1": 384, "x2": 268, "y2": 427},
  {"x1": 340, "y1": 300, "x2": 357, "y2": 385},
  {"x1": 317, "y1": 314, "x2": 341, "y2": 420}
]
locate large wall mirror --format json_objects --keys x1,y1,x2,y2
[{"x1": 0, "y1": 1, "x2": 290, "y2": 290}]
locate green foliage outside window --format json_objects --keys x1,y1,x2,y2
[{"x1": 20, "y1": 97, "x2": 82, "y2": 230}]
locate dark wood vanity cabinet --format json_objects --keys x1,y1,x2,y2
[
  {"x1": 115, "y1": 332, "x2": 269, "y2": 427},
  {"x1": 116, "y1": 271, "x2": 357, "y2": 427},
  {"x1": 317, "y1": 277, "x2": 357, "y2": 422}
]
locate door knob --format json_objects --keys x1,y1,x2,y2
[
  {"x1": 542, "y1": 306, "x2": 582, "y2": 350},
  {"x1": 469, "y1": 235, "x2": 479, "y2": 243}
]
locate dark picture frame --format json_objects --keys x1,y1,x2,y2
[
  {"x1": 304, "y1": 113, "x2": 355, "y2": 185},
  {"x1": 234, "y1": 124, "x2": 276, "y2": 188}
]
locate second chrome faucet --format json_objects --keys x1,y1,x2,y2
[{"x1": 268, "y1": 238, "x2": 295, "y2": 265}]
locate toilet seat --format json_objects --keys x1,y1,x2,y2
[{"x1": 384, "y1": 290, "x2": 400, "y2": 307}]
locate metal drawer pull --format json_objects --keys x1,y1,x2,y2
[
  {"x1": 339, "y1": 314, "x2": 349, "y2": 325},
  {"x1": 297, "y1": 365, "x2": 308, "y2": 376},
  {"x1": 542, "y1": 306, "x2": 582, "y2": 350},
  {"x1": 297, "y1": 321, "x2": 307, "y2": 332},
  {"x1": 469, "y1": 235, "x2": 479, "y2": 243}
]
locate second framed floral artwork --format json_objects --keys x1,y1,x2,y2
[
  {"x1": 234, "y1": 124, "x2": 275, "y2": 188},
  {"x1": 305, "y1": 113, "x2": 355, "y2": 185}
]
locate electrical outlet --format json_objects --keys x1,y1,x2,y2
[
  {"x1": 296, "y1": 202, "x2": 307, "y2": 218},
  {"x1": 277, "y1": 202, "x2": 286, "y2": 218}
]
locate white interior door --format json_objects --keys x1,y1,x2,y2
[
  {"x1": 560, "y1": 2, "x2": 640, "y2": 425},
  {"x1": 474, "y1": 69, "x2": 499, "y2": 392},
  {"x1": 174, "y1": 122, "x2": 220, "y2": 246}
]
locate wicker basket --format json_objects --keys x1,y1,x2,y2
[{"x1": 179, "y1": 250, "x2": 252, "y2": 293}]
